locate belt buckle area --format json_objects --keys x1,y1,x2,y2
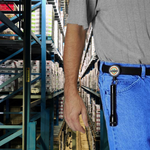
[{"x1": 109, "y1": 65, "x2": 120, "y2": 77}]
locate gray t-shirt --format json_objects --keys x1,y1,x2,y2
[{"x1": 67, "y1": 0, "x2": 150, "y2": 64}]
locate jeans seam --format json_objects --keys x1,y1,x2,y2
[
  {"x1": 106, "y1": 105, "x2": 118, "y2": 150},
  {"x1": 112, "y1": 128, "x2": 118, "y2": 150}
]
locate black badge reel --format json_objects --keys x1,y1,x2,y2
[{"x1": 109, "y1": 65, "x2": 120, "y2": 127}]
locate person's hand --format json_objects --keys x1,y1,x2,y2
[{"x1": 64, "y1": 88, "x2": 89, "y2": 133}]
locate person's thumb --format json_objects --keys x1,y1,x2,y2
[{"x1": 81, "y1": 106, "x2": 89, "y2": 128}]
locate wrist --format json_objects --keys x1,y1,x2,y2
[
  {"x1": 64, "y1": 84, "x2": 78, "y2": 98},
  {"x1": 64, "y1": 82, "x2": 77, "y2": 90}
]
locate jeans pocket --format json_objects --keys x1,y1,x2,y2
[
  {"x1": 100, "y1": 73, "x2": 141, "y2": 112},
  {"x1": 116, "y1": 75, "x2": 141, "y2": 94}
]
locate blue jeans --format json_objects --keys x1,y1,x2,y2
[{"x1": 98, "y1": 61, "x2": 150, "y2": 150}]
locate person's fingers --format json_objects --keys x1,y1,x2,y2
[
  {"x1": 64, "y1": 115, "x2": 76, "y2": 131},
  {"x1": 67, "y1": 119, "x2": 76, "y2": 131},
  {"x1": 72, "y1": 115, "x2": 85, "y2": 133},
  {"x1": 81, "y1": 106, "x2": 89, "y2": 128}
]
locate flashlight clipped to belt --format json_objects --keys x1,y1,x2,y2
[{"x1": 109, "y1": 65, "x2": 120, "y2": 127}]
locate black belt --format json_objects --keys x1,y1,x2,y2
[{"x1": 102, "y1": 64, "x2": 150, "y2": 76}]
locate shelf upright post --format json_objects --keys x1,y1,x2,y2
[
  {"x1": 50, "y1": 52, "x2": 55, "y2": 149},
  {"x1": 41, "y1": 0, "x2": 50, "y2": 149},
  {"x1": 5, "y1": 99, "x2": 9, "y2": 148},
  {"x1": 55, "y1": 59, "x2": 60, "y2": 126},
  {"x1": 22, "y1": 0, "x2": 31, "y2": 149},
  {"x1": 55, "y1": 96, "x2": 59, "y2": 126},
  {"x1": 50, "y1": 98, "x2": 54, "y2": 150}
]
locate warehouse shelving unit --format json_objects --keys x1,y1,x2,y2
[
  {"x1": 81, "y1": 86, "x2": 100, "y2": 98},
  {"x1": 80, "y1": 32, "x2": 109, "y2": 150},
  {"x1": 81, "y1": 54, "x2": 98, "y2": 79},
  {"x1": 0, "y1": 0, "x2": 67, "y2": 149}
]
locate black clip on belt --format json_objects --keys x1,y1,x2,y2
[{"x1": 108, "y1": 65, "x2": 120, "y2": 127}]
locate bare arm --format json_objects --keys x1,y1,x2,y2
[{"x1": 63, "y1": 24, "x2": 89, "y2": 133}]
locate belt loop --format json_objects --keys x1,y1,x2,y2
[{"x1": 141, "y1": 65, "x2": 146, "y2": 78}]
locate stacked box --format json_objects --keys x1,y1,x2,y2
[
  {"x1": 4, "y1": 60, "x2": 16, "y2": 91},
  {"x1": 91, "y1": 36, "x2": 96, "y2": 56},
  {"x1": 46, "y1": 4, "x2": 55, "y2": 39},
  {"x1": 54, "y1": 20, "x2": 59, "y2": 49},
  {"x1": 63, "y1": 26, "x2": 67, "y2": 37},
  {"x1": 83, "y1": 91, "x2": 86, "y2": 103},
  {"x1": 46, "y1": 61, "x2": 56, "y2": 93},
  {"x1": 90, "y1": 69, "x2": 97, "y2": 90},
  {"x1": 95, "y1": 60, "x2": 100, "y2": 92},
  {"x1": 5, "y1": 75, "x2": 15, "y2": 91},
  {"x1": 0, "y1": 3, "x2": 14, "y2": 11},
  {"x1": 87, "y1": 73, "x2": 90, "y2": 88},
  {"x1": 91, "y1": 99, "x2": 96, "y2": 123},
  {"x1": 89, "y1": 70, "x2": 93, "y2": 89},
  {"x1": 81, "y1": 89, "x2": 84, "y2": 99},
  {"x1": 0, "y1": 4, "x2": 15, "y2": 36},
  {"x1": 90, "y1": 70, "x2": 93, "y2": 89},
  {"x1": 31, "y1": 60, "x2": 40, "y2": 74},
  {"x1": 54, "y1": 62, "x2": 59, "y2": 91},
  {"x1": 0, "y1": 61, "x2": 6, "y2": 92},
  {"x1": 0, "y1": 59, "x2": 65, "y2": 93},
  {"x1": 17, "y1": 60, "x2": 23, "y2": 89},
  {"x1": 58, "y1": 67, "x2": 64, "y2": 90},
  {"x1": 46, "y1": 61, "x2": 51, "y2": 92},
  {"x1": 87, "y1": 94, "x2": 91, "y2": 114},
  {"x1": 52, "y1": 62, "x2": 55, "y2": 92},
  {"x1": 31, "y1": 7, "x2": 41, "y2": 34},
  {"x1": 60, "y1": 10, "x2": 64, "y2": 29},
  {"x1": 0, "y1": 75, "x2": 5, "y2": 92},
  {"x1": 2, "y1": 60, "x2": 14, "y2": 91},
  {"x1": 59, "y1": 96, "x2": 64, "y2": 120},
  {"x1": 31, "y1": 82, "x2": 41, "y2": 93},
  {"x1": 81, "y1": 59, "x2": 100, "y2": 92},
  {"x1": 31, "y1": 60, "x2": 41, "y2": 93},
  {"x1": 59, "y1": 29, "x2": 63, "y2": 54},
  {"x1": 95, "y1": 104, "x2": 100, "y2": 133},
  {"x1": 62, "y1": 43, "x2": 64, "y2": 56},
  {"x1": 31, "y1": 4, "x2": 55, "y2": 37}
]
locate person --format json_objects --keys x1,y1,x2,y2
[{"x1": 63, "y1": 0, "x2": 150, "y2": 150}]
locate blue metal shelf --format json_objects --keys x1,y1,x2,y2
[
  {"x1": 81, "y1": 86, "x2": 100, "y2": 98},
  {"x1": 48, "y1": 0, "x2": 64, "y2": 37},
  {"x1": 81, "y1": 54, "x2": 98, "y2": 79},
  {"x1": 0, "y1": 38, "x2": 63, "y2": 62},
  {"x1": 0, "y1": 89, "x2": 64, "y2": 99},
  {"x1": 0, "y1": 0, "x2": 65, "y2": 149}
]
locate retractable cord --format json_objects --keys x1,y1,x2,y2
[{"x1": 109, "y1": 65, "x2": 120, "y2": 127}]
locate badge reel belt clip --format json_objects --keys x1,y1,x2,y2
[{"x1": 109, "y1": 65, "x2": 120, "y2": 127}]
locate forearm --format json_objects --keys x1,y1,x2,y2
[{"x1": 63, "y1": 24, "x2": 86, "y2": 94}]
